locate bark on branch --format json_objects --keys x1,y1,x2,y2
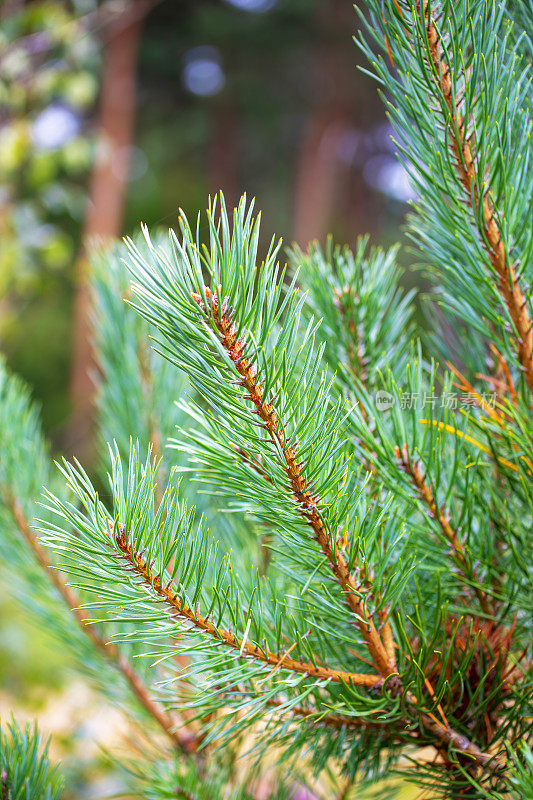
[
  {"x1": 113, "y1": 522, "x2": 382, "y2": 688},
  {"x1": 7, "y1": 496, "x2": 196, "y2": 754}
]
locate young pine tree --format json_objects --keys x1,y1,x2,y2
[{"x1": 0, "y1": 1, "x2": 531, "y2": 798}]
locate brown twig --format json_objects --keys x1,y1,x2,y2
[
  {"x1": 395, "y1": 443, "x2": 493, "y2": 615},
  {"x1": 488, "y1": 345, "x2": 518, "y2": 406},
  {"x1": 6, "y1": 496, "x2": 196, "y2": 754},
  {"x1": 419, "y1": 0, "x2": 533, "y2": 391},
  {"x1": 190, "y1": 288, "x2": 505, "y2": 773},
  {"x1": 262, "y1": 696, "x2": 397, "y2": 732},
  {"x1": 192, "y1": 288, "x2": 395, "y2": 678},
  {"x1": 117, "y1": 511, "x2": 504, "y2": 768},
  {"x1": 446, "y1": 361, "x2": 505, "y2": 426},
  {"x1": 113, "y1": 522, "x2": 381, "y2": 687},
  {"x1": 219, "y1": 687, "x2": 394, "y2": 730},
  {"x1": 173, "y1": 790, "x2": 198, "y2": 800}
]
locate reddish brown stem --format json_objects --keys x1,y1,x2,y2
[
  {"x1": 420, "y1": 1, "x2": 533, "y2": 391},
  {"x1": 113, "y1": 523, "x2": 381, "y2": 688},
  {"x1": 395, "y1": 444, "x2": 493, "y2": 615},
  {"x1": 261, "y1": 696, "x2": 401, "y2": 733},
  {"x1": 489, "y1": 345, "x2": 518, "y2": 405},
  {"x1": 418, "y1": 708, "x2": 505, "y2": 770},
  {"x1": 193, "y1": 288, "x2": 396, "y2": 678},
  {"x1": 8, "y1": 497, "x2": 196, "y2": 754},
  {"x1": 190, "y1": 287, "x2": 505, "y2": 773}
]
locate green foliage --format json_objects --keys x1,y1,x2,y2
[
  {"x1": 92, "y1": 237, "x2": 262, "y2": 575},
  {"x1": 0, "y1": 356, "x2": 49, "y2": 509},
  {"x1": 289, "y1": 236, "x2": 415, "y2": 392},
  {"x1": 0, "y1": 356, "x2": 158, "y2": 717},
  {"x1": 92, "y1": 239, "x2": 186, "y2": 475},
  {"x1": 35, "y1": 189, "x2": 530, "y2": 797},
  {"x1": 0, "y1": 2, "x2": 531, "y2": 799},
  {"x1": 507, "y1": 743, "x2": 533, "y2": 800},
  {"x1": 356, "y1": 0, "x2": 533, "y2": 387},
  {"x1": 122, "y1": 749, "x2": 288, "y2": 800},
  {"x1": 0, "y1": 718, "x2": 63, "y2": 800}
]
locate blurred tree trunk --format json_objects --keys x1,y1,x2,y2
[
  {"x1": 68, "y1": 0, "x2": 150, "y2": 458},
  {"x1": 292, "y1": 106, "x2": 349, "y2": 246},
  {"x1": 292, "y1": 2, "x2": 352, "y2": 247}
]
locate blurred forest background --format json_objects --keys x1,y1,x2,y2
[{"x1": 0, "y1": 1, "x2": 415, "y2": 796}]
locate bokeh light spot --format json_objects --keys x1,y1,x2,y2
[
  {"x1": 183, "y1": 47, "x2": 225, "y2": 97},
  {"x1": 31, "y1": 104, "x2": 80, "y2": 150}
]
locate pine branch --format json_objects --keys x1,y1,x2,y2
[
  {"x1": 125, "y1": 197, "x2": 514, "y2": 781},
  {"x1": 114, "y1": 492, "x2": 506, "y2": 772},
  {"x1": 416, "y1": 0, "x2": 532, "y2": 388},
  {"x1": 394, "y1": 444, "x2": 493, "y2": 615},
  {"x1": 406, "y1": 696, "x2": 506, "y2": 772},
  {"x1": 211, "y1": 685, "x2": 411, "y2": 739},
  {"x1": 290, "y1": 238, "x2": 415, "y2": 397},
  {"x1": 6, "y1": 494, "x2": 196, "y2": 755},
  {"x1": 346, "y1": 351, "x2": 529, "y2": 618},
  {"x1": 92, "y1": 241, "x2": 186, "y2": 477},
  {"x1": 190, "y1": 287, "x2": 506, "y2": 775},
  {"x1": 333, "y1": 288, "x2": 369, "y2": 388},
  {"x1": 191, "y1": 287, "x2": 396, "y2": 679},
  {"x1": 113, "y1": 519, "x2": 381, "y2": 688},
  {"x1": 174, "y1": 790, "x2": 198, "y2": 800},
  {"x1": 124, "y1": 750, "x2": 258, "y2": 800},
  {"x1": 251, "y1": 695, "x2": 406, "y2": 734}
]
